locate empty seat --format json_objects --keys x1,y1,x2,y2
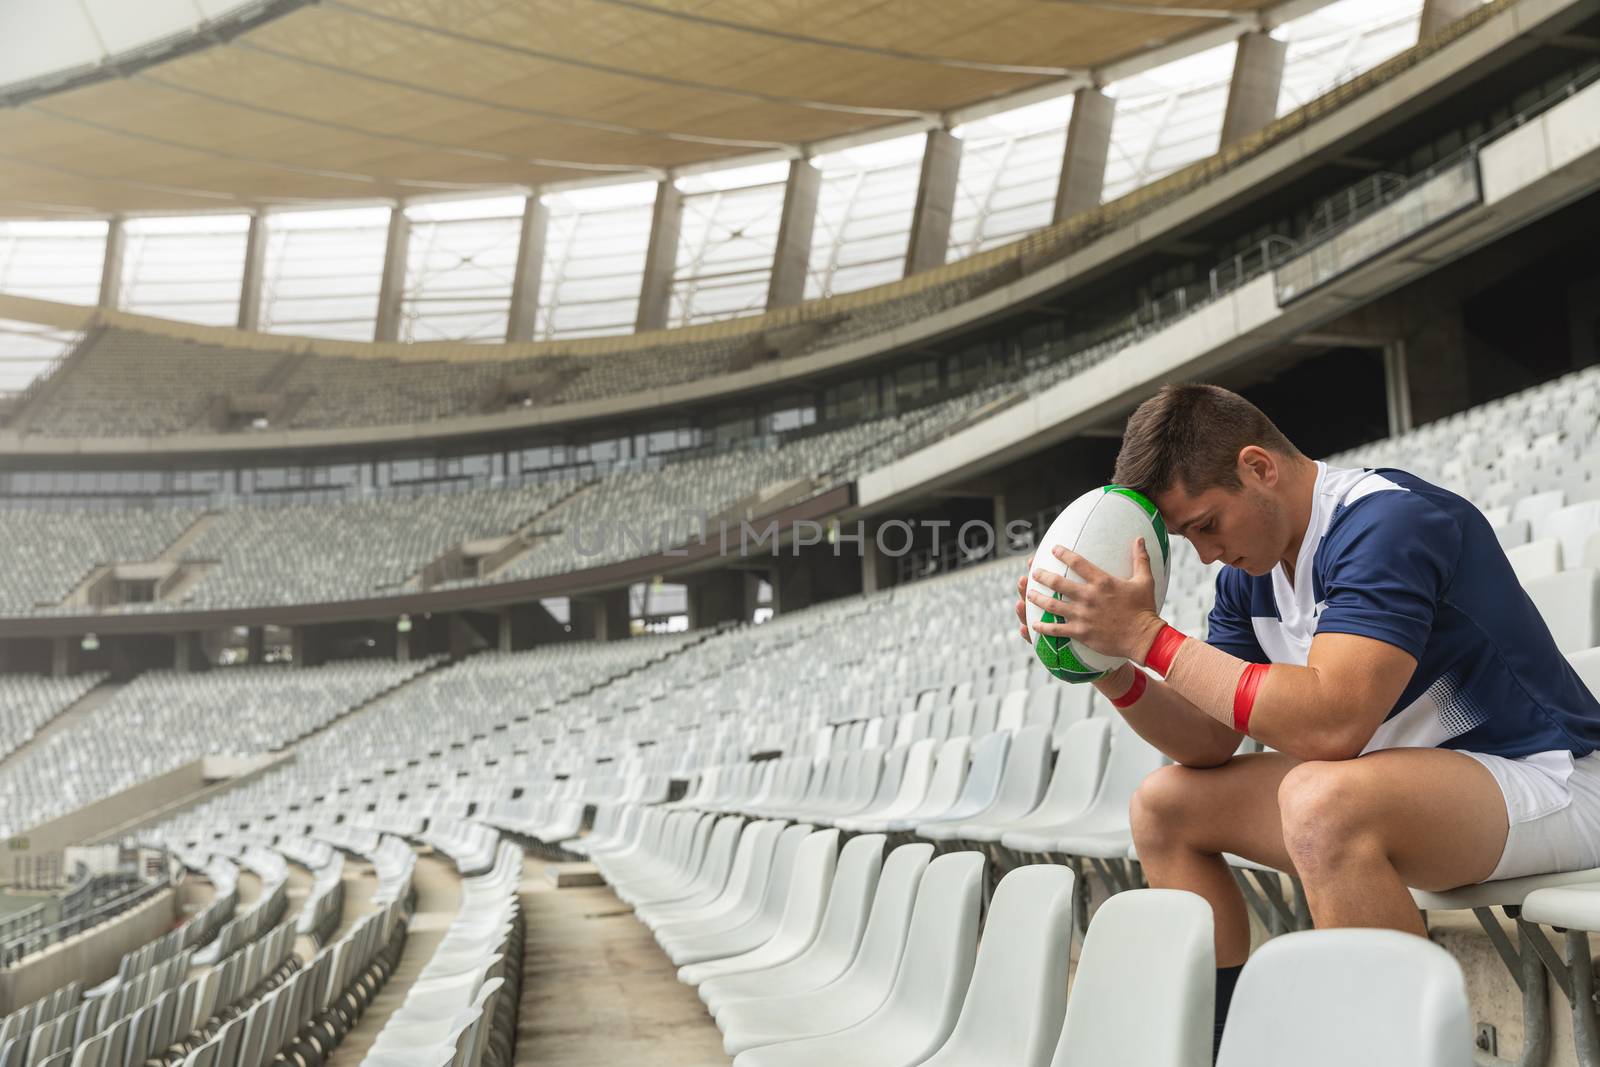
[
  {"x1": 1216, "y1": 930, "x2": 1471, "y2": 1067},
  {"x1": 1505, "y1": 538, "x2": 1563, "y2": 582},
  {"x1": 1524, "y1": 568, "x2": 1600, "y2": 652},
  {"x1": 731, "y1": 851, "x2": 985, "y2": 1067}
]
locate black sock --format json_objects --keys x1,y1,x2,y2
[{"x1": 1213, "y1": 964, "x2": 1245, "y2": 1062}]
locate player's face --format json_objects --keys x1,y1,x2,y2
[{"x1": 1154, "y1": 480, "x2": 1286, "y2": 576}]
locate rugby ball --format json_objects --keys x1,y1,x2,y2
[{"x1": 1027, "y1": 485, "x2": 1171, "y2": 682}]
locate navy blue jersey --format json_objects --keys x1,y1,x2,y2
[{"x1": 1205, "y1": 464, "x2": 1600, "y2": 758}]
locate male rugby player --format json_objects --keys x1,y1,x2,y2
[{"x1": 1013, "y1": 383, "x2": 1600, "y2": 1055}]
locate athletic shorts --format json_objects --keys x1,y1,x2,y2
[{"x1": 1460, "y1": 748, "x2": 1600, "y2": 883}]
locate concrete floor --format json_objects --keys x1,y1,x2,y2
[
  {"x1": 514, "y1": 861, "x2": 731, "y2": 1067},
  {"x1": 328, "y1": 852, "x2": 463, "y2": 1066}
]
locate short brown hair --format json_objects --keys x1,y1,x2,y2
[{"x1": 1112, "y1": 383, "x2": 1300, "y2": 496}]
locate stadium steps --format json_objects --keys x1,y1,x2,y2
[
  {"x1": 3, "y1": 325, "x2": 103, "y2": 433},
  {"x1": 156, "y1": 511, "x2": 221, "y2": 562},
  {"x1": 0, "y1": 677, "x2": 120, "y2": 772},
  {"x1": 323, "y1": 853, "x2": 465, "y2": 1066}
]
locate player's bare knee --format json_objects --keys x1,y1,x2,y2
[
  {"x1": 1130, "y1": 763, "x2": 1202, "y2": 853},
  {"x1": 1278, "y1": 762, "x2": 1380, "y2": 873}
]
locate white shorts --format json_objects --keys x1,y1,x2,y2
[{"x1": 1461, "y1": 748, "x2": 1600, "y2": 882}]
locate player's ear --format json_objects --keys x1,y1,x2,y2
[{"x1": 1237, "y1": 445, "x2": 1275, "y2": 487}]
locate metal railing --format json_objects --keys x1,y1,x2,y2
[{"x1": 0, "y1": 865, "x2": 170, "y2": 969}]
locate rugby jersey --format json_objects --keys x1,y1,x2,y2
[{"x1": 1205, "y1": 463, "x2": 1600, "y2": 758}]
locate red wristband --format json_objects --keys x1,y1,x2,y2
[
  {"x1": 1143, "y1": 624, "x2": 1188, "y2": 675},
  {"x1": 1233, "y1": 663, "x2": 1269, "y2": 733},
  {"x1": 1110, "y1": 669, "x2": 1147, "y2": 709}
]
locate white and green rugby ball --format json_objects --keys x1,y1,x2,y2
[{"x1": 1027, "y1": 485, "x2": 1171, "y2": 683}]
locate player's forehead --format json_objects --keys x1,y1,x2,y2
[{"x1": 1150, "y1": 482, "x2": 1237, "y2": 533}]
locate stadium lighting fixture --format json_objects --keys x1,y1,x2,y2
[
  {"x1": 80, "y1": 633, "x2": 99, "y2": 651},
  {"x1": 396, "y1": 614, "x2": 413, "y2": 633}
]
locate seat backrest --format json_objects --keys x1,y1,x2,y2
[
  {"x1": 971, "y1": 695, "x2": 1000, "y2": 736},
  {"x1": 1505, "y1": 538, "x2": 1562, "y2": 582},
  {"x1": 1023, "y1": 687, "x2": 1060, "y2": 732},
  {"x1": 1524, "y1": 568, "x2": 1600, "y2": 653},
  {"x1": 988, "y1": 725, "x2": 1053, "y2": 817},
  {"x1": 1216, "y1": 930, "x2": 1471, "y2": 1067},
  {"x1": 928, "y1": 705, "x2": 954, "y2": 742},
  {"x1": 916, "y1": 737, "x2": 974, "y2": 814},
  {"x1": 866, "y1": 746, "x2": 911, "y2": 810},
  {"x1": 1567, "y1": 646, "x2": 1600, "y2": 698},
  {"x1": 751, "y1": 825, "x2": 816, "y2": 925},
  {"x1": 948, "y1": 699, "x2": 976, "y2": 740},
  {"x1": 1085, "y1": 717, "x2": 1168, "y2": 818},
  {"x1": 866, "y1": 852, "x2": 985, "y2": 1058},
  {"x1": 806, "y1": 834, "x2": 886, "y2": 974},
  {"x1": 926, "y1": 864, "x2": 1076, "y2": 1067},
  {"x1": 833, "y1": 843, "x2": 935, "y2": 998},
  {"x1": 1052, "y1": 889, "x2": 1214, "y2": 1067},
  {"x1": 948, "y1": 731, "x2": 1010, "y2": 813},
  {"x1": 887, "y1": 739, "x2": 940, "y2": 810},
  {"x1": 996, "y1": 690, "x2": 1029, "y2": 733},
  {"x1": 1537, "y1": 499, "x2": 1600, "y2": 564}
]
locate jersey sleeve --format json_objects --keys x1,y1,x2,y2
[
  {"x1": 1206, "y1": 568, "x2": 1270, "y2": 664},
  {"x1": 1314, "y1": 490, "x2": 1463, "y2": 659}
]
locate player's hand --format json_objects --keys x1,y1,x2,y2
[
  {"x1": 1026, "y1": 537, "x2": 1164, "y2": 662},
  {"x1": 1014, "y1": 555, "x2": 1033, "y2": 643}
]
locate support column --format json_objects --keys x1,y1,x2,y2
[
  {"x1": 903, "y1": 129, "x2": 963, "y2": 276},
  {"x1": 505, "y1": 196, "x2": 549, "y2": 342},
  {"x1": 174, "y1": 633, "x2": 194, "y2": 672},
  {"x1": 1219, "y1": 32, "x2": 1287, "y2": 148},
  {"x1": 51, "y1": 637, "x2": 70, "y2": 679},
  {"x1": 237, "y1": 213, "x2": 268, "y2": 331},
  {"x1": 1053, "y1": 88, "x2": 1116, "y2": 223},
  {"x1": 497, "y1": 608, "x2": 514, "y2": 653},
  {"x1": 1420, "y1": 0, "x2": 1479, "y2": 37},
  {"x1": 1383, "y1": 342, "x2": 1414, "y2": 438},
  {"x1": 685, "y1": 571, "x2": 759, "y2": 629},
  {"x1": 635, "y1": 181, "x2": 683, "y2": 332},
  {"x1": 571, "y1": 589, "x2": 631, "y2": 641},
  {"x1": 289, "y1": 626, "x2": 307, "y2": 668},
  {"x1": 246, "y1": 626, "x2": 265, "y2": 664},
  {"x1": 98, "y1": 218, "x2": 125, "y2": 310},
  {"x1": 373, "y1": 206, "x2": 411, "y2": 342},
  {"x1": 861, "y1": 527, "x2": 894, "y2": 596},
  {"x1": 766, "y1": 160, "x2": 821, "y2": 309}
]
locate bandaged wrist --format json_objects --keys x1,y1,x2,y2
[
  {"x1": 1161, "y1": 638, "x2": 1269, "y2": 734},
  {"x1": 1143, "y1": 623, "x2": 1188, "y2": 674},
  {"x1": 1098, "y1": 662, "x2": 1148, "y2": 709}
]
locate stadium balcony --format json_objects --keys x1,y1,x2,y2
[
  {"x1": 0, "y1": 0, "x2": 1579, "y2": 462},
  {"x1": 0, "y1": 45, "x2": 1590, "y2": 646}
]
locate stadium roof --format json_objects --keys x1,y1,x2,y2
[{"x1": 0, "y1": 0, "x2": 1337, "y2": 218}]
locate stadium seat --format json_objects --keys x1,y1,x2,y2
[
  {"x1": 957, "y1": 718, "x2": 1110, "y2": 848},
  {"x1": 917, "y1": 864, "x2": 1076, "y2": 1067},
  {"x1": 678, "y1": 829, "x2": 840, "y2": 986},
  {"x1": 1049, "y1": 889, "x2": 1213, "y2": 1067},
  {"x1": 659, "y1": 824, "x2": 814, "y2": 966},
  {"x1": 699, "y1": 834, "x2": 887, "y2": 1017},
  {"x1": 730, "y1": 851, "x2": 984, "y2": 1067},
  {"x1": 1523, "y1": 568, "x2": 1600, "y2": 652},
  {"x1": 1215, "y1": 930, "x2": 1471, "y2": 1067},
  {"x1": 919, "y1": 725, "x2": 1053, "y2": 846},
  {"x1": 1505, "y1": 538, "x2": 1563, "y2": 582},
  {"x1": 716, "y1": 843, "x2": 934, "y2": 1056}
]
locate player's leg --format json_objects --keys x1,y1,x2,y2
[
  {"x1": 1129, "y1": 751, "x2": 1303, "y2": 967},
  {"x1": 1277, "y1": 747, "x2": 1509, "y2": 934}
]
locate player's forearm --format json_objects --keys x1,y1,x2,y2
[
  {"x1": 1136, "y1": 624, "x2": 1373, "y2": 762},
  {"x1": 1094, "y1": 665, "x2": 1242, "y2": 768}
]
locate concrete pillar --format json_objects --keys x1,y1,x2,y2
[
  {"x1": 635, "y1": 181, "x2": 683, "y2": 333},
  {"x1": 98, "y1": 218, "x2": 125, "y2": 310},
  {"x1": 686, "y1": 571, "x2": 759, "y2": 629},
  {"x1": 1402, "y1": 309, "x2": 1471, "y2": 426},
  {"x1": 1219, "y1": 32, "x2": 1287, "y2": 148},
  {"x1": 571, "y1": 589, "x2": 631, "y2": 641},
  {"x1": 1420, "y1": 0, "x2": 1479, "y2": 37},
  {"x1": 903, "y1": 130, "x2": 963, "y2": 276},
  {"x1": 246, "y1": 626, "x2": 265, "y2": 664},
  {"x1": 373, "y1": 206, "x2": 411, "y2": 342},
  {"x1": 766, "y1": 160, "x2": 822, "y2": 310},
  {"x1": 174, "y1": 633, "x2": 193, "y2": 672},
  {"x1": 1053, "y1": 89, "x2": 1116, "y2": 223},
  {"x1": 397, "y1": 627, "x2": 411, "y2": 663},
  {"x1": 861, "y1": 528, "x2": 894, "y2": 596},
  {"x1": 1383, "y1": 342, "x2": 1414, "y2": 438},
  {"x1": 237, "y1": 213, "x2": 268, "y2": 331},
  {"x1": 497, "y1": 608, "x2": 514, "y2": 653},
  {"x1": 50, "y1": 637, "x2": 70, "y2": 678},
  {"x1": 289, "y1": 627, "x2": 307, "y2": 668},
  {"x1": 505, "y1": 196, "x2": 549, "y2": 342}
]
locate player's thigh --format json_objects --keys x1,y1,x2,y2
[
  {"x1": 1280, "y1": 747, "x2": 1508, "y2": 892},
  {"x1": 1133, "y1": 751, "x2": 1301, "y2": 874}
]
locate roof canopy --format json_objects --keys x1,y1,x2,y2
[{"x1": 0, "y1": 0, "x2": 1329, "y2": 218}]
